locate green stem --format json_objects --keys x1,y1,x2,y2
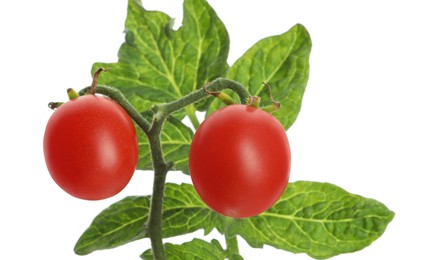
[
  {"x1": 147, "y1": 171, "x2": 167, "y2": 260},
  {"x1": 225, "y1": 234, "x2": 240, "y2": 258},
  {"x1": 78, "y1": 86, "x2": 151, "y2": 133},
  {"x1": 79, "y1": 78, "x2": 251, "y2": 260},
  {"x1": 142, "y1": 105, "x2": 179, "y2": 260},
  {"x1": 186, "y1": 105, "x2": 200, "y2": 130},
  {"x1": 146, "y1": 123, "x2": 172, "y2": 260},
  {"x1": 158, "y1": 78, "x2": 250, "y2": 115},
  {"x1": 225, "y1": 218, "x2": 240, "y2": 259}
]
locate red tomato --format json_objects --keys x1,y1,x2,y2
[
  {"x1": 43, "y1": 95, "x2": 138, "y2": 200},
  {"x1": 189, "y1": 104, "x2": 291, "y2": 218}
]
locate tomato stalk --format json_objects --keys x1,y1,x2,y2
[
  {"x1": 246, "y1": 95, "x2": 261, "y2": 107},
  {"x1": 79, "y1": 77, "x2": 251, "y2": 259},
  {"x1": 225, "y1": 234, "x2": 240, "y2": 259},
  {"x1": 78, "y1": 85, "x2": 151, "y2": 133},
  {"x1": 89, "y1": 67, "x2": 109, "y2": 95},
  {"x1": 261, "y1": 82, "x2": 281, "y2": 113},
  {"x1": 186, "y1": 105, "x2": 201, "y2": 130},
  {"x1": 224, "y1": 218, "x2": 240, "y2": 259},
  {"x1": 202, "y1": 83, "x2": 237, "y2": 105}
]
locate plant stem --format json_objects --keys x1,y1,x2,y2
[
  {"x1": 146, "y1": 126, "x2": 172, "y2": 260},
  {"x1": 158, "y1": 78, "x2": 251, "y2": 115},
  {"x1": 143, "y1": 103, "x2": 174, "y2": 260},
  {"x1": 90, "y1": 68, "x2": 109, "y2": 94},
  {"x1": 224, "y1": 217, "x2": 240, "y2": 259},
  {"x1": 186, "y1": 105, "x2": 200, "y2": 130},
  {"x1": 78, "y1": 85, "x2": 151, "y2": 133},
  {"x1": 225, "y1": 234, "x2": 240, "y2": 258},
  {"x1": 79, "y1": 78, "x2": 251, "y2": 260},
  {"x1": 147, "y1": 170, "x2": 167, "y2": 260}
]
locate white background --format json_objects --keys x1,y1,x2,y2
[{"x1": 1, "y1": 0, "x2": 434, "y2": 259}]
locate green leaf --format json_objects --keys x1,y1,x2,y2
[
  {"x1": 232, "y1": 181, "x2": 395, "y2": 259},
  {"x1": 92, "y1": 0, "x2": 229, "y2": 172},
  {"x1": 74, "y1": 183, "x2": 225, "y2": 255},
  {"x1": 161, "y1": 183, "x2": 225, "y2": 237},
  {"x1": 74, "y1": 196, "x2": 149, "y2": 255},
  {"x1": 92, "y1": 0, "x2": 229, "y2": 113},
  {"x1": 208, "y1": 24, "x2": 311, "y2": 129},
  {"x1": 141, "y1": 239, "x2": 226, "y2": 260},
  {"x1": 74, "y1": 181, "x2": 393, "y2": 259}
]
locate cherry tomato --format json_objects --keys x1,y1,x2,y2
[
  {"x1": 43, "y1": 95, "x2": 138, "y2": 200},
  {"x1": 189, "y1": 104, "x2": 291, "y2": 218}
]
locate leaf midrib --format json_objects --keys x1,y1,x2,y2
[
  {"x1": 131, "y1": 16, "x2": 183, "y2": 98},
  {"x1": 261, "y1": 211, "x2": 390, "y2": 224},
  {"x1": 253, "y1": 31, "x2": 298, "y2": 97}
]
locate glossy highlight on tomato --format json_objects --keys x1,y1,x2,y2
[
  {"x1": 43, "y1": 95, "x2": 138, "y2": 200},
  {"x1": 189, "y1": 104, "x2": 291, "y2": 218}
]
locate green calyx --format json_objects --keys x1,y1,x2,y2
[
  {"x1": 203, "y1": 82, "x2": 281, "y2": 114},
  {"x1": 202, "y1": 84, "x2": 236, "y2": 105}
]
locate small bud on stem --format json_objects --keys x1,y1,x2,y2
[
  {"x1": 48, "y1": 102, "x2": 64, "y2": 110},
  {"x1": 203, "y1": 83, "x2": 236, "y2": 105},
  {"x1": 67, "y1": 88, "x2": 80, "y2": 100}
]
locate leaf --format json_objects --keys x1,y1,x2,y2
[
  {"x1": 92, "y1": 0, "x2": 229, "y2": 113},
  {"x1": 140, "y1": 239, "x2": 226, "y2": 260},
  {"x1": 74, "y1": 196, "x2": 149, "y2": 255},
  {"x1": 74, "y1": 183, "x2": 225, "y2": 255},
  {"x1": 75, "y1": 181, "x2": 394, "y2": 259},
  {"x1": 161, "y1": 183, "x2": 225, "y2": 237},
  {"x1": 208, "y1": 24, "x2": 312, "y2": 129},
  {"x1": 231, "y1": 181, "x2": 395, "y2": 259},
  {"x1": 91, "y1": 0, "x2": 229, "y2": 173}
]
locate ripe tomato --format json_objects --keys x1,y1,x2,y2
[
  {"x1": 43, "y1": 95, "x2": 138, "y2": 200},
  {"x1": 189, "y1": 104, "x2": 291, "y2": 218}
]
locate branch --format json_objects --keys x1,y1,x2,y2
[
  {"x1": 156, "y1": 78, "x2": 251, "y2": 116},
  {"x1": 79, "y1": 85, "x2": 151, "y2": 133},
  {"x1": 79, "y1": 78, "x2": 251, "y2": 259}
]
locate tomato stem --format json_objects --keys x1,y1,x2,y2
[
  {"x1": 89, "y1": 68, "x2": 109, "y2": 95},
  {"x1": 144, "y1": 78, "x2": 251, "y2": 259},
  {"x1": 78, "y1": 85, "x2": 152, "y2": 133},
  {"x1": 186, "y1": 105, "x2": 200, "y2": 130},
  {"x1": 246, "y1": 95, "x2": 261, "y2": 108},
  {"x1": 224, "y1": 218, "x2": 240, "y2": 258},
  {"x1": 203, "y1": 83, "x2": 237, "y2": 105},
  {"x1": 78, "y1": 77, "x2": 251, "y2": 260},
  {"x1": 261, "y1": 81, "x2": 281, "y2": 113},
  {"x1": 156, "y1": 78, "x2": 250, "y2": 116}
]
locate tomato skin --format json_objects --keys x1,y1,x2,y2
[
  {"x1": 43, "y1": 95, "x2": 138, "y2": 200},
  {"x1": 189, "y1": 104, "x2": 291, "y2": 218}
]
